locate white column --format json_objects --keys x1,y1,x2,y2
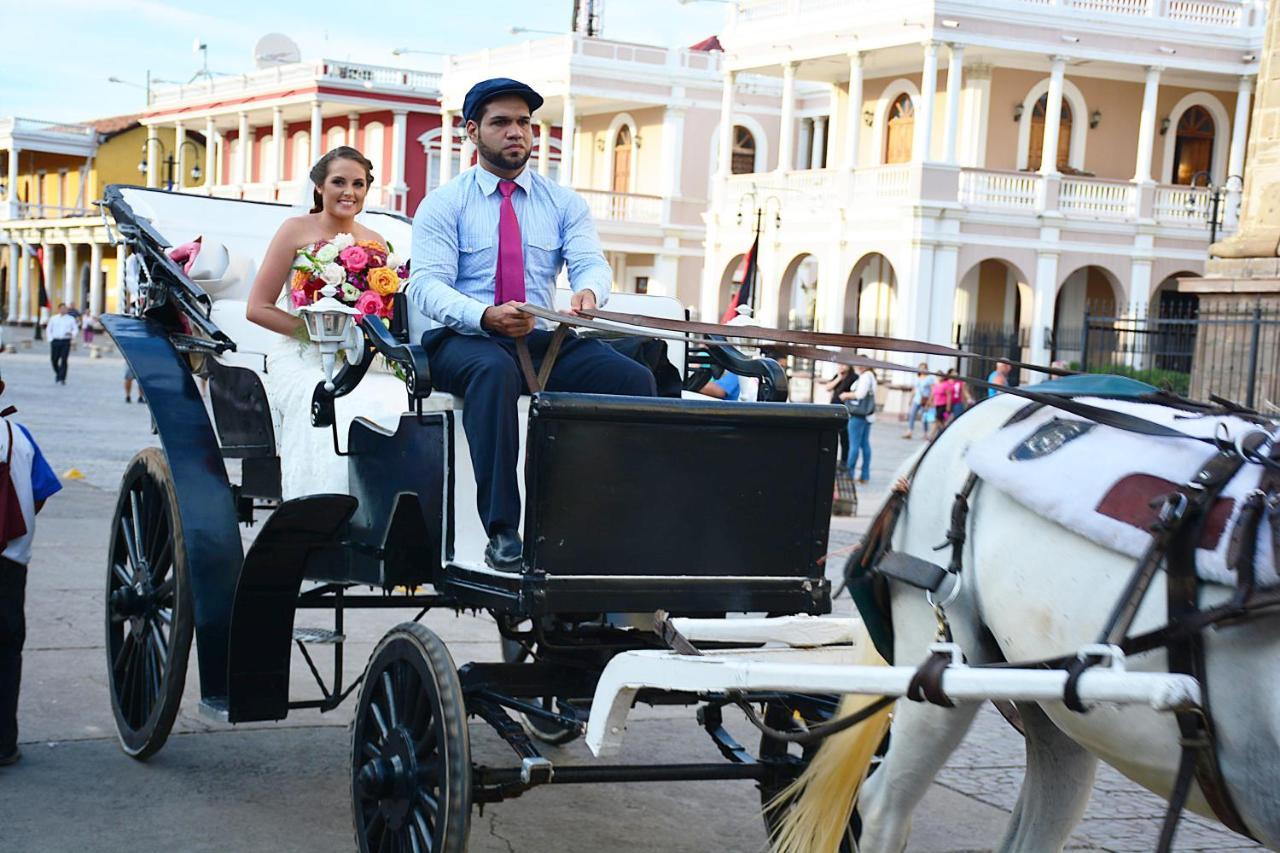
[
  {"x1": 915, "y1": 42, "x2": 940, "y2": 162},
  {"x1": 203, "y1": 117, "x2": 216, "y2": 194},
  {"x1": 1225, "y1": 74, "x2": 1254, "y2": 230},
  {"x1": 812, "y1": 115, "x2": 827, "y2": 169},
  {"x1": 347, "y1": 113, "x2": 360, "y2": 147},
  {"x1": 89, "y1": 241, "x2": 103, "y2": 315},
  {"x1": 145, "y1": 124, "x2": 159, "y2": 188},
  {"x1": 440, "y1": 110, "x2": 455, "y2": 184},
  {"x1": 560, "y1": 95, "x2": 577, "y2": 187},
  {"x1": 391, "y1": 110, "x2": 408, "y2": 212},
  {"x1": 63, "y1": 243, "x2": 78, "y2": 306},
  {"x1": 943, "y1": 44, "x2": 965, "y2": 165},
  {"x1": 661, "y1": 105, "x2": 687, "y2": 200},
  {"x1": 843, "y1": 53, "x2": 863, "y2": 171},
  {"x1": 115, "y1": 242, "x2": 127, "y2": 313},
  {"x1": 5, "y1": 146, "x2": 18, "y2": 219},
  {"x1": 1040, "y1": 56, "x2": 1068, "y2": 174},
  {"x1": 718, "y1": 70, "x2": 738, "y2": 178},
  {"x1": 1133, "y1": 65, "x2": 1162, "y2": 182},
  {"x1": 17, "y1": 246, "x2": 29, "y2": 322},
  {"x1": 1030, "y1": 243, "x2": 1060, "y2": 365},
  {"x1": 6, "y1": 243, "x2": 19, "y2": 320},
  {"x1": 309, "y1": 101, "x2": 323, "y2": 165},
  {"x1": 655, "y1": 251, "x2": 680, "y2": 299},
  {"x1": 460, "y1": 138, "x2": 476, "y2": 172},
  {"x1": 172, "y1": 121, "x2": 187, "y2": 190},
  {"x1": 236, "y1": 111, "x2": 250, "y2": 187},
  {"x1": 537, "y1": 119, "x2": 551, "y2": 177},
  {"x1": 271, "y1": 107, "x2": 284, "y2": 189},
  {"x1": 797, "y1": 119, "x2": 813, "y2": 170},
  {"x1": 777, "y1": 61, "x2": 797, "y2": 171}
]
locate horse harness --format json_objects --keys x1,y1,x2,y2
[{"x1": 850, "y1": 393, "x2": 1280, "y2": 849}]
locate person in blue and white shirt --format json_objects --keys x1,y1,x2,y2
[
  {"x1": 0, "y1": 378, "x2": 62, "y2": 766},
  {"x1": 407, "y1": 78, "x2": 656, "y2": 572}
]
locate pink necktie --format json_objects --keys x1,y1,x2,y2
[{"x1": 495, "y1": 180, "x2": 525, "y2": 304}]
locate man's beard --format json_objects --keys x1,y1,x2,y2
[{"x1": 477, "y1": 138, "x2": 531, "y2": 172}]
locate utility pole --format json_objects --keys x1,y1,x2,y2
[{"x1": 572, "y1": 0, "x2": 604, "y2": 37}]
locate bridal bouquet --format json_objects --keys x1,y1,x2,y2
[{"x1": 289, "y1": 233, "x2": 409, "y2": 323}]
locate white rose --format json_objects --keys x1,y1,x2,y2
[
  {"x1": 385, "y1": 252, "x2": 401, "y2": 271},
  {"x1": 330, "y1": 232, "x2": 355, "y2": 251},
  {"x1": 314, "y1": 243, "x2": 340, "y2": 263},
  {"x1": 320, "y1": 262, "x2": 346, "y2": 287}
]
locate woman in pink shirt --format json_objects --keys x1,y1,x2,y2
[{"x1": 930, "y1": 373, "x2": 952, "y2": 438}]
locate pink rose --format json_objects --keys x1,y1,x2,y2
[
  {"x1": 290, "y1": 289, "x2": 310, "y2": 308},
  {"x1": 354, "y1": 291, "x2": 384, "y2": 317},
  {"x1": 339, "y1": 245, "x2": 370, "y2": 273}
]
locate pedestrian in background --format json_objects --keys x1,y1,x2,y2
[
  {"x1": 0, "y1": 377, "x2": 62, "y2": 766},
  {"x1": 949, "y1": 370, "x2": 970, "y2": 421},
  {"x1": 45, "y1": 305, "x2": 77, "y2": 385},
  {"x1": 930, "y1": 370, "x2": 953, "y2": 439},
  {"x1": 840, "y1": 360, "x2": 877, "y2": 485},
  {"x1": 81, "y1": 312, "x2": 96, "y2": 346},
  {"x1": 986, "y1": 359, "x2": 1011, "y2": 397},
  {"x1": 822, "y1": 363, "x2": 856, "y2": 465},
  {"x1": 902, "y1": 362, "x2": 933, "y2": 439}
]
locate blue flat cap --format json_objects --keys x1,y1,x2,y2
[{"x1": 462, "y1": 78, "x2": 544, "y2": 124}]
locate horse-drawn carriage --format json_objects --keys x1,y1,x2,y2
[{"x1": 99, "y1": 185, "x2": 860, "y2": 850}]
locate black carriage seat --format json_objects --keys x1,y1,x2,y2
[{"x1": 522, "y1": 392, "x2": 844, "y2": 597}]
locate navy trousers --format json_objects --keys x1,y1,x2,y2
[
  {"x1": 423, "y1": 329, "x2": 657, "y2": 536},
  {"x1": 0, "y1": 559, "x2": 25, "y2": 756}
]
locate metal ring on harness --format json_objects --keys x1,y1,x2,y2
[{"x1": 925, "y1": 570, "x2": 963, "y2": 610}]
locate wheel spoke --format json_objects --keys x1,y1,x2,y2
[
  {"x1": 413, "y1": 805, "x2": 435, "y2": 853},
  {"x1": 370, "y1": 700, "x2": 390, "y2": 741},
  {"x1": 153, "y1": 576, "x2": 175, "y2": 603},
  {"x1": 381, "y1": 671, "x2": 399, "y2": 728},
  {"x1": 146, "y1": 635, "x2": 163, "y2": 705},
  {"x1": 413, "y1": 724, "x2": 437, "y2": 760},
  {"x1": 149, "y1": 621, "x2": 169, "y2": 669},
  {"x1": 362, "y1": 741, "x2": 383, "y2": 761},
  {"x1": 113, "y1": 632, "x2": 136, "y2": 676},
  {"x1": 129, "y1": 489, "x2": 146, "y2": 567},
  {"x1": 416, "y1": 789, "x2": 440, "y2": 819},
  {"x1": 150, "y1": 539, "x2": 173, "y2": 586},
  {"x1": 111, "y1": 561, "x2": 133, "y2": 587},
  {"x1": 119, "y1": 514, "x2": 142, "y2": 577},
  {"x1": 376, "y1": 822, "x2": 392, "y2": 853},
  {"x1": 143, "y1": 479, "x2": 166, "y2": 567},
  {"x1": 407, "y1": 823, "x2": 423, "y2": 853},
  {"x1": 156, "y1": 607, "x2": 172, "y2": 626}
]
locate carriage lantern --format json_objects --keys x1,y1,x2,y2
[{"x1": 298, "y1": 284, "x2": 361, "y2": 391}]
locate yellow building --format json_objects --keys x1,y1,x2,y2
[{"x1": 0, "y1": 115, "x2": 205, "y2": 320}]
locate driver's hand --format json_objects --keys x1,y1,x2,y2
[
  {"x1": 481, "y1": 301, "x2": 536, "y2": 337},
  {"x1": 569, "y1": 288, "x2": 597, "y2": 316}
]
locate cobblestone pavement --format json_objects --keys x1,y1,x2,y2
[{"x1": 0, "y1": 327, "x2": 1263, "y2": 851}]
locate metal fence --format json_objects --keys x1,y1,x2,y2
[
  {"x1": 953, "y1": 324, "x2": 1030, "y2": 387},
  {"x1": 1054, "y1": 301, "x2": 1280, "y2": 407}
]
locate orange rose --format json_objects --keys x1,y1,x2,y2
[
  {"x1": 367, "y1": 266, "x2": 400, "y2": 296},
  {"x1": 290, "y1": 269, "x2": 309, "y2": 290}
]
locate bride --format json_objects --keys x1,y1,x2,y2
[{"x1": 245, "y1": 146, "x2": 402, "y2": 499}]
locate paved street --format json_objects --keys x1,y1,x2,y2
[{"x1": 0, "y1": 329, "x2": 1262, "y2": 851}]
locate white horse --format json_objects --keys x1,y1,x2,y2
[{"x1": 819, "y1": 392, "x2": 1280, "y2": 852}]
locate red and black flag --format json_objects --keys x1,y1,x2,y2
[{"x1": 721, "y1": 233, "x2": 759, "y2": 324}]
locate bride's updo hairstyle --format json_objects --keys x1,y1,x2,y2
[{"x1": 309, "y1": 146, "x2": 375, "y2": 214}]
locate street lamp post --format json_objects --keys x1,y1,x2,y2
[
  {"x1": 1186, "y1": 171, "x2": 1243, "y2": 244},
  {"x1": 138, "y1": 137, "x2": 204, "y2": 191}
]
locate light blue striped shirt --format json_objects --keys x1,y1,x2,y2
[{"x1": 407, "y1": 165, "x2": 612, "y2": 336}]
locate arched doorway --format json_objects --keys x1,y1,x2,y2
[
  {"x1": 612, "y1": 126, "x2": 632, "y2": 194},
  {"x1": 884, "y1": 95, "x2": 914, "y2": 164},
  {"x1": 842, "y1": 253, "x2": 897, "y2": 336},
  {"x1": 717, "y1": 253, "x2": 747, "y2": 319},
  {"x1": 1172, "y1": 106, "x2": 1215, "y2": 185},
  {"x1": 778, "y1": 253, "x2": 819, "y2": 331},
  {"x1": 731, "y1": 126, "x2": 757, "y2": 175},
  {"x1": 954, "y1": 259, "x2": 1032, "y2": 379},
  {"x1": 1052, "y1": 265, "x2": 1121, "y2": 367},
  {"x1": 1148, "y1": 273, "x2": 1200, "y2": 381},
  {"x1": 1029, "y1": 94, "x2": 1072, "y2": 171}
]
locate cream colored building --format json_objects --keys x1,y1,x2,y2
[{"x1": 704, "y1": 0, "x2": 1266, "y2": 365}]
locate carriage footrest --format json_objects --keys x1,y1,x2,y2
[
  {"x1": 198, "y1": 697, "x2": 230, "y2": 723},
  {"x1": 293, "y1": 627, "x2": 345, "y2": 644}
]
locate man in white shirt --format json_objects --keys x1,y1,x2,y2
[{"x1": 45, "y1": 304, "x2": 77, "y2": 385}]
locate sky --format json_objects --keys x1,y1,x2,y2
[{"x1": 0, "y1": 0, "x2": 729, "y2": 123}]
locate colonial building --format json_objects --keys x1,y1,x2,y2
[
  {"x1": 0, "y1": 115, "x2": 202, "y2": 319},
  {"x1": 703, "y1": 0, "x2": 1267, "y2": 365}
]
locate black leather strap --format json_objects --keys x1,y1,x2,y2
[{"x1": 906, "y1": 650, "x2": 956, "y2": 708}]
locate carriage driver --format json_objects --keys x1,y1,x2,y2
[{"x1": 407, "y1": 78, "x2": 657, "y2": 572}]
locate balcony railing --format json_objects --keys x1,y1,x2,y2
[
  {"x1": 579, "y1": 189, "x2": 664, "y2": 225},
  {"x1": 444, "y1": 34, "x2": 721, "y2": 83},
  {"x1": 147, "y1": 60, "x2": 441, "y2": 110},
  {"x1": 11, "y1": 202, "x2": 95, "y2": 220},
  {"x1": 959, "y1": 169, "x2": 1040, "y2": 211},
  {"x1": 1153, "y1": 184, "x2": 1219, "y2": 226},
  {"x1": 851, "y1": 165, "x2": 912, "y2": 202},
  {"x1": 1059, "y1": 177, "x2": 1135, "y2": 219}
]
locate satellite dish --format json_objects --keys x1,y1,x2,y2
[{"x1": 254, "y1": 33, "x2": 301, "y2": 68}]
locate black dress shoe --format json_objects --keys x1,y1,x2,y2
[{"x1": 484, "y1": 529, "x2": 524, "y2": 573}]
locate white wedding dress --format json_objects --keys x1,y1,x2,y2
[{"x1": 264, "y1": 287, "x2": 406, "y2": 500}]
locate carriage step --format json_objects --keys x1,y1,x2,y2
[
  {"x1": 293, "y1": 627, "x2": 345, "y2": 644},
  {"x1": 198, "y1": 697, "x2": 230, "y2": 723}
]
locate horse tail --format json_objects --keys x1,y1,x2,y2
[{"x1": 765, "y1": 637, "x2": 892, "y2": 853}]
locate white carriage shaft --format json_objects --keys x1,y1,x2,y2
[{"x1": 585, "y1": 644, "x2": 1203, "y2": 757}]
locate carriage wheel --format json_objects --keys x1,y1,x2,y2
[
  {"x1": 105, "y1": 448, "x2": 194, "y2": 761},
  {"x1": 758, "y1": 697, "x2": 880, "y2": 852},
  {"x1": 499, "y1": 619, "x2": 580, "y2": 746},
  {"x1": 352, "y1": 623, "x2": 471, "y2": 853}
]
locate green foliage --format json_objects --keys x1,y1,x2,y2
[{"x1": 1068, "y1": 362, "x2": 1190, "y2": 396}]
